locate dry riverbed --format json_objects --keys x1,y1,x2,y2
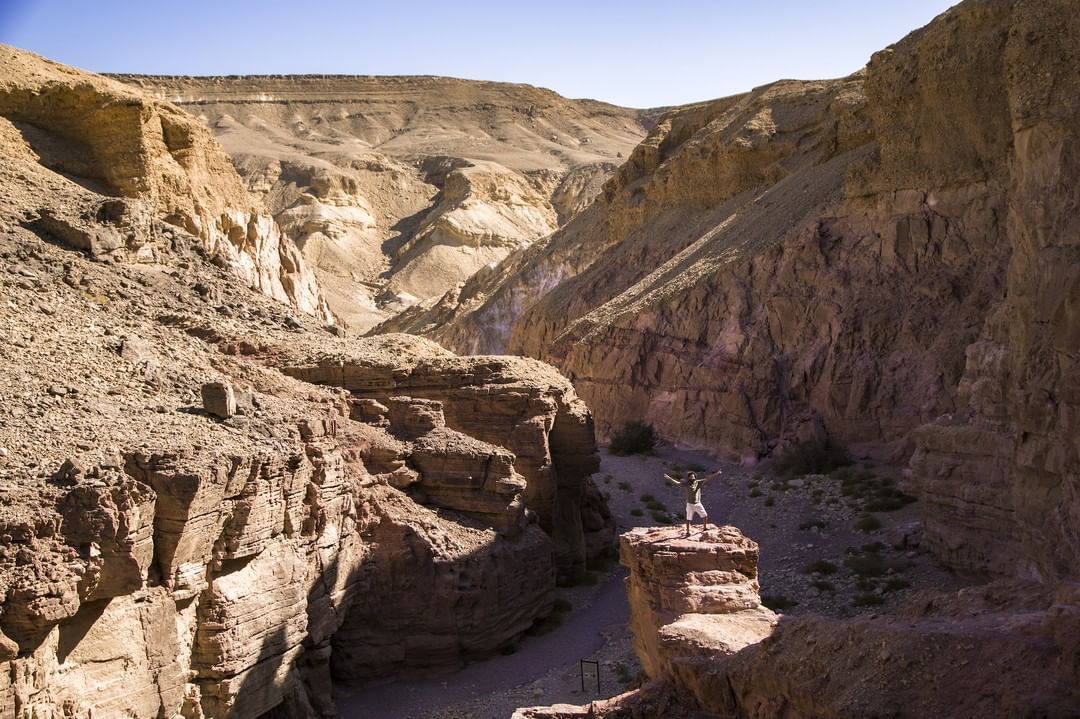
[{"x1": 336, "y1": 444, "x2": 968, "y2": 718}]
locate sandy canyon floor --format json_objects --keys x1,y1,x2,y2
[{"x1": 335, "y1": 445, "x2": 967, "y2": 718}]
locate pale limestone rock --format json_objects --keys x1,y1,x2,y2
[{"x1": 0, "y1": 44, "x2": 332, "y2": 321}]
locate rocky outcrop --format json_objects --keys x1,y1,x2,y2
[
  {"x1": 0, "y1": 145, "x2": 610, "y2": 717},
  {"x1": 520, "y1": 528, "x2": 1080, "y2": 719},
  {"x1": 278, "y1": 334, "x2": 614, "y2": 576},
  {"x1": 0, "y1": 44, "x2": 331, "y2": 321},
  {"x1": 388, "y1": 160, "x2": 559, "y2": 302},
  {"x1": 114, "y1": 73, "x2": 652, "y2": 329},
  {"x1": 620, "y1": 527, "x2": 777, "y2": 708}
]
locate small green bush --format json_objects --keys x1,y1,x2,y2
[
  {"x1": 617, "y1": 481, "x2": 632, "y2": 492},
  {"x1": 686, "y1": 462, "x2": 706, "y2": 472},
  {"x1": 749, "y1": 487, "x2": 763, "y2": 498},
  {"x1": 798, "y1": 518, "x2": 829, "y2": 531},
  {"x1": 644, "y1": 499, "x2": 667, "y2": 512},
  {"x1": 802, "y1": 559, "x2": 838, "y2": 575},
  {"x1": 609, "y1": 421, "x2": 658, "y2": 456},
  {"x1": 852, "y1": 593, "x2": 884, "y2": 607},
  {"x1": 882, "y1": 578, "x2": 911, "y2": 593},
  {"x1": 843, "y1": 552, "x2": 896, "y2": 577},
  {"x1": 630, "y1": 508, "x2": 644, "y2": 517},
  {"x1": 613, "y1": 661, "x2": 634, "y2": 685},
  {"x1": 650, "y1": 510, "x2": 673, "y2": 525},
  {"x1": 639, "y1": 493, "x2": 656, "y2": 502},
  {"x1": 764, "y1": 496, "x2": 775, "y2": 507},
  {"x1": 500, "y1": 641, "x2": 520, "y2": 655},
  {"x1": 854, "y1": 515, "x2": 882, "y2": 533},
  {"x1": 762, "y1": 594, "x2": 798, "y2": 611},
  {"x1": 773, "y1": 439, "x2": 851, "y2": 479},
  {"x1": 833, "y1": 468, "x2": 916, "y2": 511},
  {"x1": 810, "y1": 579, "x2": 835, "y2": 592}
]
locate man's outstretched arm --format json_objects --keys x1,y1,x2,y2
[
  {"x1": 702, "y1": 468, "x2": 724, "y2": 483},
  {"x1": 662, "y1": 473, "x2": 680, "y2": 485}
]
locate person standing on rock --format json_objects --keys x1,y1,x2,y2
[{"x1": 663, "y1": 469, "x2": 722, "y2": 536}]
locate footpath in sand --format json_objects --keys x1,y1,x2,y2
[{"x1": 335, "y1": 444, "x2": 967, "y2": 718}]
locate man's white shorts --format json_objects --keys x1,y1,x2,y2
[{"x1": 686, "y1": 503, "x2": 707, "y2": 521}]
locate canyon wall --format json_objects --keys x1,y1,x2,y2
[
  {"x1": 397, "y1": 0, "x2": 1079, "y2": 581},
  {"x1": 117, "y1": 73, "x2": 652, "y2": 329},
  {"x1": 0, "y1": 49, "x2": 613, "y2": 717},
  {"x1": 909, "y1": 0, "x2": 1079, "y2": 582}
]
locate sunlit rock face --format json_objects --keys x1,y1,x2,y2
[
  {"x1": 116, "y1": 73, "x2": 652, "y2": 330},
  {"x1": 0, "y1": 45, "x2": 332, "y2": 322},
  {"x1": 0, "y1": 47, "x2": 616, "y2": 712}
]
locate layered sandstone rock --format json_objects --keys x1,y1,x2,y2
[
  {"x1": 908, "y1": 0, "x2": 1080, "y2": 582},
  {"x1": 278, "y1": 334, "x2": 614, "y2": 576},
  {"x1": 0, "y1": 137, "x2": 609, "y2": 718},
  {"x1": 619, "y1": 526, "x2": 777, "y2": 707},
  {"x1": 0, "y1": 45, "x2": 331, "y2": 321},
  {"x1": 115, "y1": 73, "x2": 652, "y2": 328}
]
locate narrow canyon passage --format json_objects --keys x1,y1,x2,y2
[
  {"x1": 334, "y1": 444, "x2": 959, "y2": 717},
  {"x1": 334, "y1": 569, "x2": 630, "y2": 717}
]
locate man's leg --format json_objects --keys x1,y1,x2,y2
[
  {"x1": 685, "y1": 504, "x2": 692, "y2": 536},
  {"x1": 701, "y1": 513, "x2": 708, "y2": 531}
]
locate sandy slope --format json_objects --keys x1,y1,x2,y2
[{"x1": 114, "y1": 74, "x2": 654, "y2": 329}]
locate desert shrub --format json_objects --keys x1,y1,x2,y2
[
  {"x1": 852, "y1": 593, "x2": 884, "y2": 607},
  {"x1": 810, "y1": 579, "x2": 835, "y2": 592},
  {"x1": 844, "y1": 553, "x2": 886, "y2": 577},
  {"x1": 861, "y1": 542, "x2": 886, "y2": 553},
  {"x1": 854, "y1": 515, "x2": 882, "y2": 533},
  {"x1": 609, "y1": 421, "x2": 658, "y2": 456},
  {"x1": 833, "y1": 468, "x2": 916, "y2": 511},
  {"x1": 685, "y1": 462, "x2": 706, "y2": 472},
  {"x1": 749, "y1": 487, "x2": 763, "y2": 498},
  {"x1": 639, "y1": 493, "x2": 656, "y2": 502},
  {"x1": 764, "y1": 496, "x2": 775, "y2": 507},
  {"x1": 802, "y1": 559, "x2": 838, "y2": 575},
  {"x1": 630, "y1": 508, "x2": 644, "y2": 517},
  {"x1": 882, "y1": 578, "x2": 911, "y2": 593},
  {"x1": 650, "y1": 510, "x2": 673, "y2": 524},
  {"x1": 529, "y1": 599, "x2": 573, "y2": 635},
  {"x1": 613, "y1": 661, "x2": 634, "y2": 685},
  {"x1": 762, "y1": 594, "x2": 798, "y2": 611},
  {"x1": 500, "y1": 641, "x2": 520, "y2": 655},
  {"x1": 773, "y1": 439, "x2": 850, "y2": 478},
  {"x1": 798, "y1": 518, "x2": 829, "y2": 531},
  {"x1": 617, "y1": 481, "x2": 632, "y2": 492}
]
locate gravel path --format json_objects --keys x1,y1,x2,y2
[{"x1": 335, "y1": 568, "x2": 629, "y2": 718}]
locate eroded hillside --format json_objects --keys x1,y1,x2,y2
[
  {"x1": 392, "y1": 0, "x2": 1079, "y2": 583},
  {"x1": 115, "y1": 74, "x2": 653, "y2": 329},
  {"x1": 0, "y1": 49, "x2": 614, "y2": 718}
]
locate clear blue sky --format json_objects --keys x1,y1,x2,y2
[{"x1": 0, "y1": 0, "x2": 957, "y2": 108}]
